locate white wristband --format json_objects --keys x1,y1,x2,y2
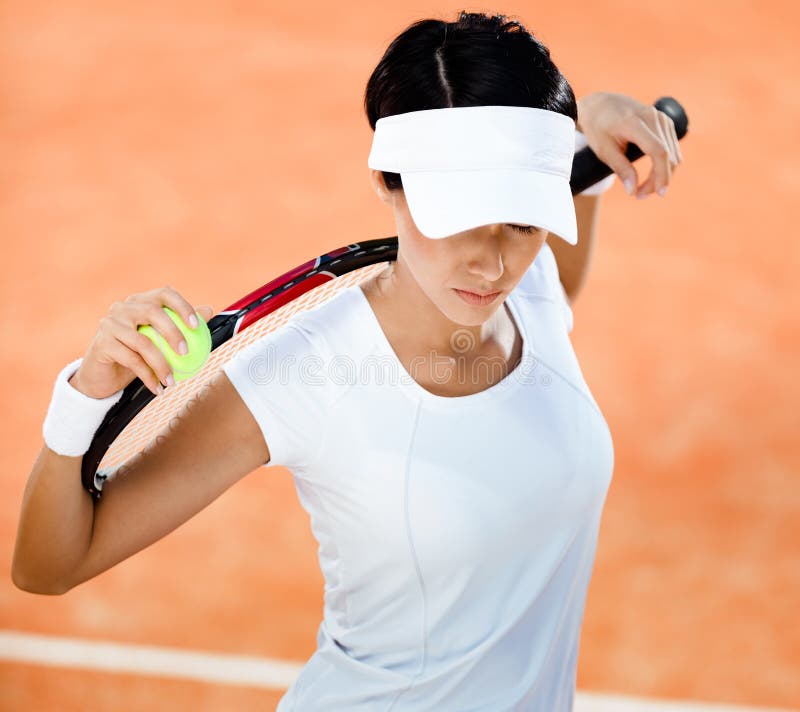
[
  {"x1": 42, "y1": 357, "x2": 125, "y2": 457},
  {"x1": 575, "y1": 130, "x2": 616, "y2": 196}
]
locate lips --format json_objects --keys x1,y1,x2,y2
[
  {"x1": 453, "y1": 288, "x2": 502, "y2": 305},
  {"x1": 460, "y1": 289, "x2": 500, "y2": 297}
]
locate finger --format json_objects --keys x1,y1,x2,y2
[
  {"x1": 159, "y1": 286, "x2": 202, "y2": 331},
  {"x1": 102, "y1": 334, "x2": 165, "y2": 396},
  {"x1": 635, "y1": 146, "x2": 669, "y2": 199},
  {"x1": 655, "y1": 112, "x2": 677, "y2": 170},
  {"x1": 589, "y1": 133, "x2": 640, "y2": 196},
  {"x1": 655, "y1": 113, "x2": 682, "y2": 197},
  {"x1": 636, "y1": 169, "x2": 657, "y2": 199},
  {"x1": 195, "y1": 304, "x2": 215, "y2": 323},
  {"x1": 623, "y1": 113, "x2": 671, "y2": 197},
  {"x1": 637, "y1": 119, "x2": 672, "y2": 198},
  {"x1": 661, "y1": 111, "x2": 682, "y2": 167},
  {"x1": 121, "y1": 298, "x2": 194, "y2": 355},
  {"x1": 651, "y1": 112, "x2": 672, "y2": 195},
  {"x1": 114, "y1": 295, "x2": 188, "y2": 362},
  {"x1": 144, "y1": 302, "x2": 189, "y2": 356},
  {"x1": 130, "y1": 286, "x2": 201, "y2": 331},
  {"x1": 108, "y1": 316, "x2": 176, "y2": 388}
]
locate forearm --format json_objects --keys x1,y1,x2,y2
[{"x1": 548, "y1": 193, "x2": 602, "y2": 302}]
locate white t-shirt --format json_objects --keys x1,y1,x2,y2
[{"x1": 222, "y1": 241, "x2": 614, "y2": 711}]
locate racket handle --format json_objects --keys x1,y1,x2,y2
[{"x1": 570, "y1": 95, "x2": 689, "y2": 195}]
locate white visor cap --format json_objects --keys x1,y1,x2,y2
[{"x1": 368, "y1": 105, "x2": 578, "y2": 245}]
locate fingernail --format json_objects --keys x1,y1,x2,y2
[
  {"x1": 624, "y1": 177, "x2": 635, "y2": 195},
  {"x1": 178, "y1": 340, "x2": 188, "y2": 355},
  {"x1": 166, "y1": 373, "x2": 175, "y2": 387},
  {"x1": 657, "y1": 186, "x2": 667, "y2": 197},
  {"x1": 155, "y1": 384, "x2": 164, "y2": 396},
  {"x1": 189, "y1": 314, "x2": 199, "y2": 329}
]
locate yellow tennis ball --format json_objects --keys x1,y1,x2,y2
[{"x1": 138, "y1": 307, "x2": 211, "y2": 382}]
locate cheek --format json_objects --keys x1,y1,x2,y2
[
  {"x1": 393, "y1": 201, "x2": 448, "y2": 276},
  {"x1": 402, "y1": 228, "x2": 449, "y2": 283},
  {"x1": 517, "y1": 232, "x2": 548, "y2": 269},
  {"x1": 503, "y1": 231, "x2": 548, "y2": 278}
]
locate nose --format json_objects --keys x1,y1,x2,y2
[{"x1": 464, "y1": 224, "x2": 505, "y2": 282}]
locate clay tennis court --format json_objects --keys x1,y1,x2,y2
[{"x1": 1, "y1": 1, "x2": 798, "y2": 710}]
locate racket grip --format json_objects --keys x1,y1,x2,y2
[{"x1": 570, "y1": 95, "x2": 689, "y2": 195}]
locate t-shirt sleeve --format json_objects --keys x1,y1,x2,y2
[
  {"x1": 222, "y1": 318, "x2": 331, "y2": 474},
  {"x1": 540, "y1": 242, "x2": 574, "y2": 333}
]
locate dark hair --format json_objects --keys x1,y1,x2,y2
[{"x1": 364, "y1": 11, "x2": 577, "y2": 192}]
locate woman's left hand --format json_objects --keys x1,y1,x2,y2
[{"x1": 576, "y1": 91, "x2": 682, "y2": 199}]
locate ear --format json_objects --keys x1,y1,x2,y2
[{"x1": 369, "y1": 169, "x2": 392, "y2": 204}]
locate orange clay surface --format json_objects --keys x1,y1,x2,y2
[{"x1": 1, "y1": 2, "x2": 798, "y2": 710}]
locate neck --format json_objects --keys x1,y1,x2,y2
[{"x1": 369, "y1": 252, "x2": 508, "y2": 360}]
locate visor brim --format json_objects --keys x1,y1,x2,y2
[{"x1": 401, "y1": 167, "x2": 577, "y2": 245}]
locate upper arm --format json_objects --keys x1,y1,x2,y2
[
  {"x1": 559, "y1": 279, "x2": 573, "y2": 308},
  {"x1": 549, "y1": 193, "x2": 601, "y2": 300},
  {"x1": 69, "y1": 369, "x2": 269, "y2": 589},
  {"x1": 537, "y1": 241, "x2": 575, "y2": 333}
]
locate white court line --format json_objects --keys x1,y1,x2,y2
[
  {"x1": 0, "y1": 629, "x2": 301, "y2": 689},
  {"x1": 0, "y1": 630, "x2": 794, "y2": 712}
]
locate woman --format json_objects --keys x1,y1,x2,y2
[{"x1": 14, "y1": 11, "x2": 681, "y2": 710}]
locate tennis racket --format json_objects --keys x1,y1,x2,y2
[{"x1": 81, "y1": 96, "x2": 688, "y2": 499}]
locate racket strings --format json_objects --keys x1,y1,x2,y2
[{"x1": 96, "y1": 262, "x2": 388, "y2": 477}]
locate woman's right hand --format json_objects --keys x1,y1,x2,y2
[{"x1": 69, "y1": 286, "x2": 215, "y2": 399}]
